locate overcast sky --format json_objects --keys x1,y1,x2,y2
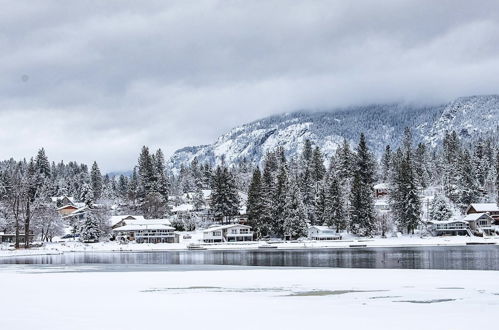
[{"x1": 1, "y1": 0, "x2": 499, "y2": 172}]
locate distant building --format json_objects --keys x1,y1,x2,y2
[
  {"x1": 466, "y1": 203, "x2": 499, "y2": 224},
  {"x1": 0, "y1": 232, "x2": 34, "y2": 244},
  {"x1": 308, "y1": 226, "x2": 342, "y2": 241},
  {"x1": 374, "y1": 183, "x2": 389, "y2": 198},
  {"x1": 203, "y1": 224, "x2": 253, "y2": 243},
  {"x1": 57, "y1": 204, "x2": 79, "y2": 216},
  {"x1": 50, "y1": 196, "x2": 75, "y2": 207}
]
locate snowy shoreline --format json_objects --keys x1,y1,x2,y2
[{"x1": 1, "y1": 235, "x2": 497, "y2": 258}]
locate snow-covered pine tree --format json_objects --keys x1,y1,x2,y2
[
  {"x1": 299, "y1": 140, "x2": 317, "y2": 225},
  {"x1": 193, "y1": 186, "x2": 205, "y2": 211},
  {"x1": 79, "y1": 212, "x2": 101, "y2": 243},
  {"x1": 414, "y1": 143, "x2": 429, "y2": 189},
  {"x1": 283, "y1": 179, "x2": 308, "y2": 240},
  {"x1": 349, "y1": 133, "x2": 376, "y2": 236},
  {"x1": 457, "y1": 150, "x2": 481, "y2": 210},
  {"x1": 314, "y1": 181, "x2": 327, "y2": 226},
  {"x1": 311, "y1": 146, "x2": 326, "y2": 182},
  {"x1": 273, "y1": 163, "x2": 289, "y2": 238},
  {"x1": 324, "y1": 172, "x2": 346, "y2": 232},
  {"x1": 259, "y1": 162, "x2": 275, "y2": 237},
  {"x1": 247, "y1": 167, "x2": 263, "y2": 239},
  {"x1": 80, "y1": 182, "x2": 94, "y2": 208},
  {"x1": 380, "y1": 145, "x2": 392, "y2": 182},
  {"x1": 90, "y1": 161, "x2": 103, "y2": 201},
  {"x1": 429, "y1": 195, "x2": 453, "y2": 222},
  {"x1": 389, "y1": 129, "x2": 421, "y2": 234},
  {"x1": 117, "y1": 174, "x2": 129, "y2": 201},
  {"x1": 154, "y1": 149, "x2": 170, "y2": 202},
  {"x1": 210, "y1": 166, "x2": 240, "y2": 224},
  {"x1": 336, "y1": 138, "x2": 353, "y2": 182}
]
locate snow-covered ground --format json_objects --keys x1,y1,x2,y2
[
  {"x1": 0, "y1": 266, "x2": 497, "y2": 330},
  {"x1": 0, "y1": 234, "x2": 497, "y2": 257}
]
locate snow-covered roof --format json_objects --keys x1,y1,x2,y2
[
  {"x1": 50, "y1": 196, "x2": 75, "y2": 203},
  {"x1": 374, "y1": 199, "x2": 389, "y2": 206},
  {"x1": 113, "y1": 224, "x2": 175, "y2": 231},
  {"x1": 129, "y1": 218, "x2": 171, "y2": 226},
  {"x1": 428, "y1": 219, "x2": 467, "y2": 225},
  {"x1": 462, "y1": 213, "x2": 492, "y2": 221},
  {"x1": 109, "y1": 215, "x2": 146, "y2": 226},
  {"x1": 171, "y1": 204, "x2": 194, "y2": 213},
  {"x1": 468, "y1": 203, "x2": 499, "y2": 212},
  {"x1": 308, "y1": 226, "x2": 339, "y2": 233},
  {"x1": 203, "y1": 224, "x2": 251, "y2": 232},
  {"x1": 374, "y1": 183, "x2": 389, "y2": 190}
]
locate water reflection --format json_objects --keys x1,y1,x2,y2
[{"x1": 1, "y1": 246, "x2": 498, "y2": 270}]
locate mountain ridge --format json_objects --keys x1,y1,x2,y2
[{"x1": 168, "y1": 95, "x2": 499, "y2": 173}]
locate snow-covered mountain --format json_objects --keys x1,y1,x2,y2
[
  {"x1": 426, "y1": 95, "x2": 499, "y2": 145},
  {"x1": 168, "y1": 95, "x2": 499, "y2": 172}
]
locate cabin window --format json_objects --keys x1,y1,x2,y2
[
  {"x1": 213, "y1": 231, "x2": 221, "y2": 236},
  {"x1": 240, "y1": 229, "x2": 249, "y2": 234}
]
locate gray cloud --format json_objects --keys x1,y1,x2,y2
[{"x1": 1, "y1": 0, "x2": 499, "y2": 171}]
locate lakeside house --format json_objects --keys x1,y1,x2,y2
[
  {"x1": 308, "y1": 226, "x2": 342, "y2": 241},
  {"x1": 429, "y1": 212, "x2": 497, "y2": 237},
  {"x1": 466, "y1": 203, "x2": 499, "y2": 224},
  {"x1": 428, "y1": 220, "x2": 471, "y2": 236},
  {"x1": 113, "y1": 223, "x2": 176, "y2": 243},
  {"x1": 203, "y1": 224, "x2": 253, "y2": 243},
  {"x1": 110, "y1": 215, "x2": 175, "y2": 243},
  {"x1": 462, "y1": 213, "x2": 495, "y2": 236}
]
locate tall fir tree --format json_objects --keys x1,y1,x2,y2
[
  {"x1": 283, "y1": 179, "x2": 308, "y2": 240},
  {"x1": 246, "y1": 167, "x2": 264, "y2": 239},
  {"x1": 90, "y1": 161, "x2": 103, "y2": 201},
  {"x1": 349, "y1": 133, "x2": 376, "y2": 236},
  {"x1": 324, "y1": 172, "x2": 346, "y2": 232}
]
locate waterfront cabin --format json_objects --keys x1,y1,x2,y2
[
  {"x1": 428, "y1": 220, "x2": 471, "y2": 236},
  {"x1": 462, "y1": 213, "x2": 495, "y2": 236},
  {"x1": 466, "y1": 203, "x2": 499, "y2": 223},
  {"x1": 113, "y1": 223, "x2": 176, "y2": 243},
  {"x1": 203, "y1": 224, "x2": 253, "y2": 243},
  {"x1": 308, "y1": 226, "x2": 342, "y2": 241}
]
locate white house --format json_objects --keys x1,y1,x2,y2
[
  {"x1": 203, "y1": 224, "x2": 253, "y2": 243},
  {"x1": 462, "y1": 213, "x2": 495, "y2": 236},
  {"x1": 428, "y1": 220, "x2": 471, "y2": 236},
  {"x1": 113, "y1": 223, "x2": 176, "y2": 243},
  {"x1": 308, "y1": 226, "x2": 342, "y2": 241},
  {"x1": 466, "y1": 203, "x2": 499, "y2": 223}
]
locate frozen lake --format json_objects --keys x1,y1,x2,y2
[
  {"x1": 1, "y1": 266, "x2": 498, "y2": 330},
  {"x1": 1, "y1": 245, "x2": 499, "y2": 270}
]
